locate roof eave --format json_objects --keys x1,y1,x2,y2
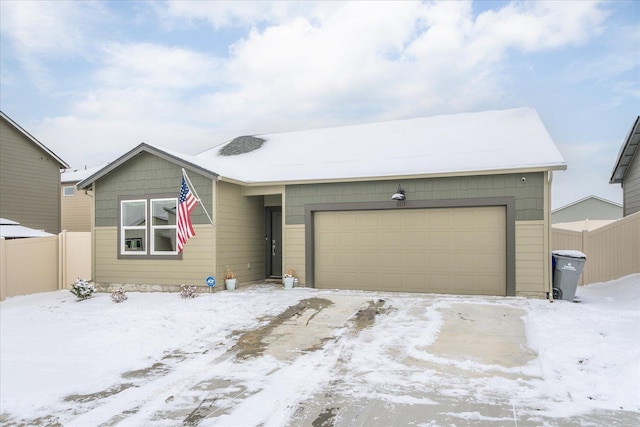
[
  {"x1": 0, "y1": 111, "x2": 70, "y2": 169},
  {"x1": 77, "y1": 143, "x2": 219, "y2": 189},
  {"x1": 610, "y1": 116, "x2": 640, "y2": 184},
  {"x1": 221, "y1": 164, "x2": 567, "y2": 187}
]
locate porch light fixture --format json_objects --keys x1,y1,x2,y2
[{"x1": 391, "y1": 185, "x2": 406, "y2": 201}]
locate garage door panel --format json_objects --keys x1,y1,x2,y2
[
  {"x1": 315, "y1": 206, "x2": 506, "y2": 296},
  {"x1": 335, "y1": 231, "x2": 357, "y2": 247},
  {"x1": 429, "y1": 230, "x2": 453, "y2": 249}
]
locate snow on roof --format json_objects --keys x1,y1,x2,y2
[
  {"x1": 61, "y1": 165, "x2": 106, "y2": 183},
  {"x1": 0, "y1": 218, "x2": 54, "y2": 238},
  {"x1": 195, "y1": 107, "x2": 566, "y2": 183}
]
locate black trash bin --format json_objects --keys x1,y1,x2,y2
[{"x1": 551, "y1": 250, "x2": 587, "y2": 301}]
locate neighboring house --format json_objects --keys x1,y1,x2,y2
[
  {"x1": 78, "y1": 107, "x2": 566, "y2": 298},
  {"x1": 551, "y1": 196, "x2": 622, "y2": 231},
  {"x1": 610, "y1": 116, "x2": 640, "y2": 216},
  {"x1": 0, "y1": 111, "x2": 70, "y2": 234},
  {"x1": 0, "y1": 218, "x2": 54, "y2": 238},
  {"x1": 60, "y1": 166, "x2": 103, "y2": 232}
]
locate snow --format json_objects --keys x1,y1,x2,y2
[
  {"x1": 552, "y1": 249, "x2": 588, "y2": 259},
  {"x1": 194, "y1": 107, "x2": 566, "y2": 183},
  {"x1": 0, "y1": 218, "x2": 54, "y2": 238},
  {"x1": 60, "y1": 165, "x2": 105, "y2": 183},
  {"x1": 82, "y1": 108, "x2": 566, "y2": 188},
  {"x1": 1, "y1": 275, "x2": 638, "y2": 425}
]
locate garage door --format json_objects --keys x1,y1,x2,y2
[{"x1": 314, "y1": 206, "x2": 506, "y2": 295}]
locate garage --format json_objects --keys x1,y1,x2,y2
[{"x1": 314, "y1": 206, "x2": 507, "y2": 295}]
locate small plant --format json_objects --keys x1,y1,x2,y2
[
  {"x1": 180, "y1": 284, "x2": 199, "y2": 299},
  {"x1": 223, "y1": 268, "x2": 236, "y2": 280},
  {"x1": 111, "y1": 287, "x2": 128, "y2": 303},
  {"x1": 284, "y1": 268, "x2": 297, "y2": 278},
  {"x1": 70, "y1": 278, "x2": 95, "y2": 301}
]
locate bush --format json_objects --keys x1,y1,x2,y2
[
  {"x1": 111, "y1": 288, "x2": 128, "y2": 303},
  {"x1": 70, "y1": 278, "x2": 95, "y2": 301},
  {"x1": 180, "y1": 284, "x2": 198, "y2": 299}
]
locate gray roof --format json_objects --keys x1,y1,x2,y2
[
  {"x1": 610, "y1": 116, "x2": 640, "y2": 184},
  {"x1": 0, "y1": 111, "x2": 70, "y2": 169}
]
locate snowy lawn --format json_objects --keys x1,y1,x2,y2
[{"x1": 1, "y1": 275, "x2": 638, "y2": 426}]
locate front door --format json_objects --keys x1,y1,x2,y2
[{"x1": 266, "y1": 208, "x2": 282, "y2": 277}]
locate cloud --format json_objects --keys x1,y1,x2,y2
[
  {"x1": 96, "y1": 43, "x2": 223, "y2": 91},
  {"x1": 0, "y1": 0, "x2": 108, "y2": 89},
  {"x1": 4, "y1": 0, "x2": 615, "y2": 172},
  {"x1": 156, "y1": 0, "x2": 318, "y2": 29}
]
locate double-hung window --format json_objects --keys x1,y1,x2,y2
[
  {"x1": 120, "y1": 196, "x2": 179, "y2": 257},
  {"x1": 150, "y1": 198, "x2": 178, "y2": 255}
]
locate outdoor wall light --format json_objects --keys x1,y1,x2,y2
[{"x1": 391, "y1": 185, "x2": 406, "y2": 201}]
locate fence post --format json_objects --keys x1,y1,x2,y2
[
  {"x1": 58, "y1": 230, "x2": 66, "y2": 290},
  {"x1": 1, "y1": 238, "x2": 6, "y2": 301},
  {"x1": 581, "y1": 229, "x2": 588, "y2": 285}
]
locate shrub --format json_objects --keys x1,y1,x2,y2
[
  {"x1": 70, "y1": 278, "x2": 95, "y2": 301},
  {"x1": 180, "y1": 284, "x2": 199, "y2": 299},
  {"x1": 111, "y1": 288, "x2": 128, "y2": 303}
]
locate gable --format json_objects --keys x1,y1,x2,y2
[
  {"x1": 0, "y1": 112, "x2": 69, "y2": 169},
  {"x1": 552, "y1": 197, "x2": 623, "y2": 223},
  {"x1": 94, "y1": 152, "x2": 213, "y2": 227}
]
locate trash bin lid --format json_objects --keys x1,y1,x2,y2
[{"x1": 552, "y1": 249, "x2": 587, "y2": 259}]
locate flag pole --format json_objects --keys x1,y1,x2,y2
[{"x1": 182, "y1": 168, "x2": 214, "y2": 226}]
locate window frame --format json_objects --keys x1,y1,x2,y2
[
  {"x1": 150, "y1": 197, "x2": 179, "y2": 256},
  {"x1": 63, "y1": 186, "x2": 75, "y2": 196},
  {"x1": 117, "y1": 194, "x2": 183, "y2": 260}
]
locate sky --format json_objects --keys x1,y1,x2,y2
[
  {"x1": 1, "y1": 275, "x2": 639, "y2": 425},
  {"x1": 1, "y1": 0, "x2": 638, "y2": 209}
]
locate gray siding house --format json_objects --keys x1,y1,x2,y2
[
  {"x1": 0, "y1": 111, "x2": 69, "y2": 234},
  {"x1": 78, "y1": 108, "x2": 566, "y2": 298},
  {"x1": 611, "y1": 116, "x2": 640, "y2": 216},
  {"x1": 552, "y1": 196, "x2": 622, "y2": 224}
]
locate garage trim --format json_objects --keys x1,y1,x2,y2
[{"x1": 304, "y1": 197, "x2": 516, "y2": 296}]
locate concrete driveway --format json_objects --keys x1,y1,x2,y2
[{"x1": 5, "y1": 287, "x2": 637, "y2": 427}]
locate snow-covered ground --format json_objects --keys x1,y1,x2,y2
[{"x1": 1, "y1": 274, "x2": 638, "y2": 426}]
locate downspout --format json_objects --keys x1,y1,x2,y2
[{"x1": 547, "y1": 171, "x2": 554, "y2": 302}]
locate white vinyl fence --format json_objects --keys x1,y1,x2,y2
[
  {"x1": 0, "y1": 231, "x2": 91, "y2": 301},
  {"x1": 552, "y1": 212, "x2": 640, "y2": 285}
]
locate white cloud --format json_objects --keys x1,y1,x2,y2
[
  {"x1": 0, "y1": 0, "x2": 108, "y2": 88},
  {"x1": 7, "y1": 0, "x2": 615, "y2": 172},
  {"x1": 156, "y1": 0, "x2": 318, "y2": 29},
  {"x1": 97, "y1": 43, "x2": 223, "y2": 91}
]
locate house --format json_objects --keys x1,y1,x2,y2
[
  {"x1": 0, "y1": 111, "x2": 70, "y2": 234},
  {"x1": 60, "y1": 166, "x2": 102, "y2": 232},
  {"x1": 78, "y1": 107, "x2": 566, "y2": 298},
  {"x1": 610, "y1": 116, "x2": 640, "y2": 216},
  {"x1": 0, "y1": 218, "x2": 54, "y2": 238},
  {"x1": 551, "y1": 196, "x2": 622, "y2": 231}
]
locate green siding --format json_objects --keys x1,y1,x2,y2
[
  {"x1": 286, "y1": 173, "x2": 544, "y2": 224},
  {"x1": 623, "y1": 154, "x2": 640, "y2": 216},
  {"x1": 95, "y1": 152, "x2": 213, "y2": 226}
]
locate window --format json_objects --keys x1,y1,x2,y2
[
  {"x1": 119, "y1": 197, "x2": 179, "y2": 257},
  {"x1": 151, "y1": 198, "x2": 177, "y2": 254},
  {"x1": 63, "y1": 186, "x2": 75, "y2": 196}
]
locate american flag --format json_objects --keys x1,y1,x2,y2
[{"x1": 177, "y1": 176, "x2": 198, "y2": 253}]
